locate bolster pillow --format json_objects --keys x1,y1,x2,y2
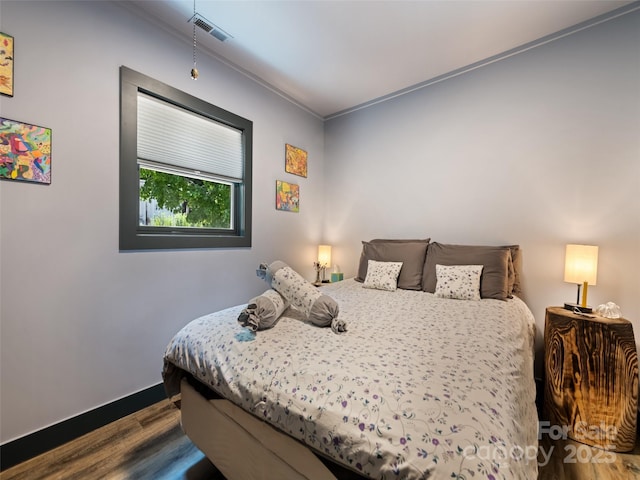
[
  {"x1": 257, "y1": 261, "x2": 344, "y2": 333},
  {"x1": 238, "y1": 289, "x2": 289, "y2": 332}
]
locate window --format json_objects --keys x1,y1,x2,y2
[{"x1": 119, "y1": 66, "x2": 252, "y2": 250}]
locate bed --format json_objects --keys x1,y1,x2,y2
[{"x1": 162, "y1": 241, "x2": 539, "y2": 480}]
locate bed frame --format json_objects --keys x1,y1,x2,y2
[{"x1": 180, "y1": 378, "x2": 366, "y2": 480}]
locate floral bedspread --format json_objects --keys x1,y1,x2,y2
[{"x1": 163, "y1": 279, "x2": 538, "y2": 480}]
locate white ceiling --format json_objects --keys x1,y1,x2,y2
[{"x1": 125, "y1": 0, "x2": 636, "y2": 119}]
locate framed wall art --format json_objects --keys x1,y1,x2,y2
[
  {"x1": 285, "y1": 143, "x2": 307, "y2": 178},
  {"x1": 1, "y1": 117, "x2": 52, "y2": 184},
  {"x1": 276, "y1": 180, "x2": 299, "y2": 212},
  {"x1": 0, "y1": 32, "x2": 14, "y2": 97}
]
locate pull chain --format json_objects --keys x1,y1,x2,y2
[{"x1": 191, "y1": 0, "x2": 199, "y2": 79}]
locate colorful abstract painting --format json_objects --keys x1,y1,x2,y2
[
  {"x1": 285, "y1": 143, "x2": 307, "y2": 178},
  {"x1": 276, "y1": 180, "x2": 299, "y2": 212},
  {"x1": 0, "y1": 32, "x2": 13, "y2": 97},
  {"x1": 0, "y1": 118, "x2": 52, "y2": 184}
]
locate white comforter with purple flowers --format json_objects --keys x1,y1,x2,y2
[{"x1": 163, "y1": 279, "x2": 538, "y2": 480}]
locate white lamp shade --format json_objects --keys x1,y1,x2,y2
[
  {"x1": 564, "y1": 244, "x2": 598, "y2": 285},
  {"x1": 317, "y1": 245, "x2": 332, "y2": 267}
]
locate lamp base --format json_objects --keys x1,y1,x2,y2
[{"x1": 564, "y1": 303, "x2": 593, "y2": 314}]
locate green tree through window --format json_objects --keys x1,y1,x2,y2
[{"x1": 139, "y1": 169, "x2": 231, "y2": 228}]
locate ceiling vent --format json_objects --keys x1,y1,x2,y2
[{"x1": 189, "y1": 13, "x2": 232, "y2": 42}]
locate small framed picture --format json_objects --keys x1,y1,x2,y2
[
  {"x1": 0, "y1": 32, "x2": 14, "y2": 97},
  {"x1": 1, "y1": 117, "x2": 52, "y2": 184},
  {"x1": 285, "y1": 143, "x2": 307, "y2": 178},
  {"x1": 276, "y1": 180, "x2": 299, "y2": 212}
]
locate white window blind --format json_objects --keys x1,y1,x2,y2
[{"x1": 137, "y1": 92, "x2": 243, "y2": 181}]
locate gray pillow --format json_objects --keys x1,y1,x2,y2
[
  {"x1": 356, "y1": 239, "x2": 429, "y2": 290},
  {"x1": 257, "y1": 261, "x2": 346, "y2": 334},
  {"x1": 237, "y1": 289, "x2": 289, "y2": 331},
  {"x1": 506, "y1": 245, "x2": 522, "y2": 295},
  {"x1": 371, "y1": 239, "x2": 431, "y2": 243},
  {"x1": 422, "y1": 242, "x2": 511, "y2": 300}
]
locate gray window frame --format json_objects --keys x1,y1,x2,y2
[{"x1": 119, "y1": 66, "x2": 252, "y2": 250}]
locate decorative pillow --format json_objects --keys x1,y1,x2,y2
[
  {"x1": 237, "y1": 289, "x2": 289, "y2": 332},
  {"x1": 363, "y1": 260, "x2": 403, "y2": 292},
  {"x1": 355, "y1": 239, "x2": 429, "y2": 290},
  {"x1": 422, "y1": 243, "x2": 511, "y2": 300},
  {"x1": 370, "y1": 238, "x2": 430, "y2": 243},
  {"x1": 505, "y1": 245, "x2": 522, "y2": 295},
  {"x1": 257, "y1": 261, "x2": 346, "y2": 334},
  {"x1": 434, "y1": 264, "x2": 483, "y2": 300}
]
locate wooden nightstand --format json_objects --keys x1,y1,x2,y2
[{"x1": 543, "y1": 306, "x2": 638, "y2": 452}]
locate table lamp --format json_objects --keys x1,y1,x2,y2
[
  {"x1": 314, "y1": 245, "x2": 332, "y2": 284},
  {"x1": 563, "y1": 244, "x2": 598, "y2": 313}
]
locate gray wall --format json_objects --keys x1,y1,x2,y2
[
  {"x1": 324, "y1": 10, "x2": 640, "y2": 373},
  {"x1": 0, "y1": 1, "x2": 326, "y2": 443},
  {"x1": 2, "y1": 1, "x2": 639, "y2": 445}
]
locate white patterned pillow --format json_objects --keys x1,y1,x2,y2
[
  {"x1": 434, "y1": 264, "x2": 483, "y2": 300},
  {"x1": 363, "y1": 260, "x2": 403, "y2": 292}
]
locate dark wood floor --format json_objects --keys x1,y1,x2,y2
[
  {"x1": 0, "y1": 399, "x2": 224, "y2": 480},
  {"x1": 1, "y1": 398, "x2": 638, "y2": 480}
]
